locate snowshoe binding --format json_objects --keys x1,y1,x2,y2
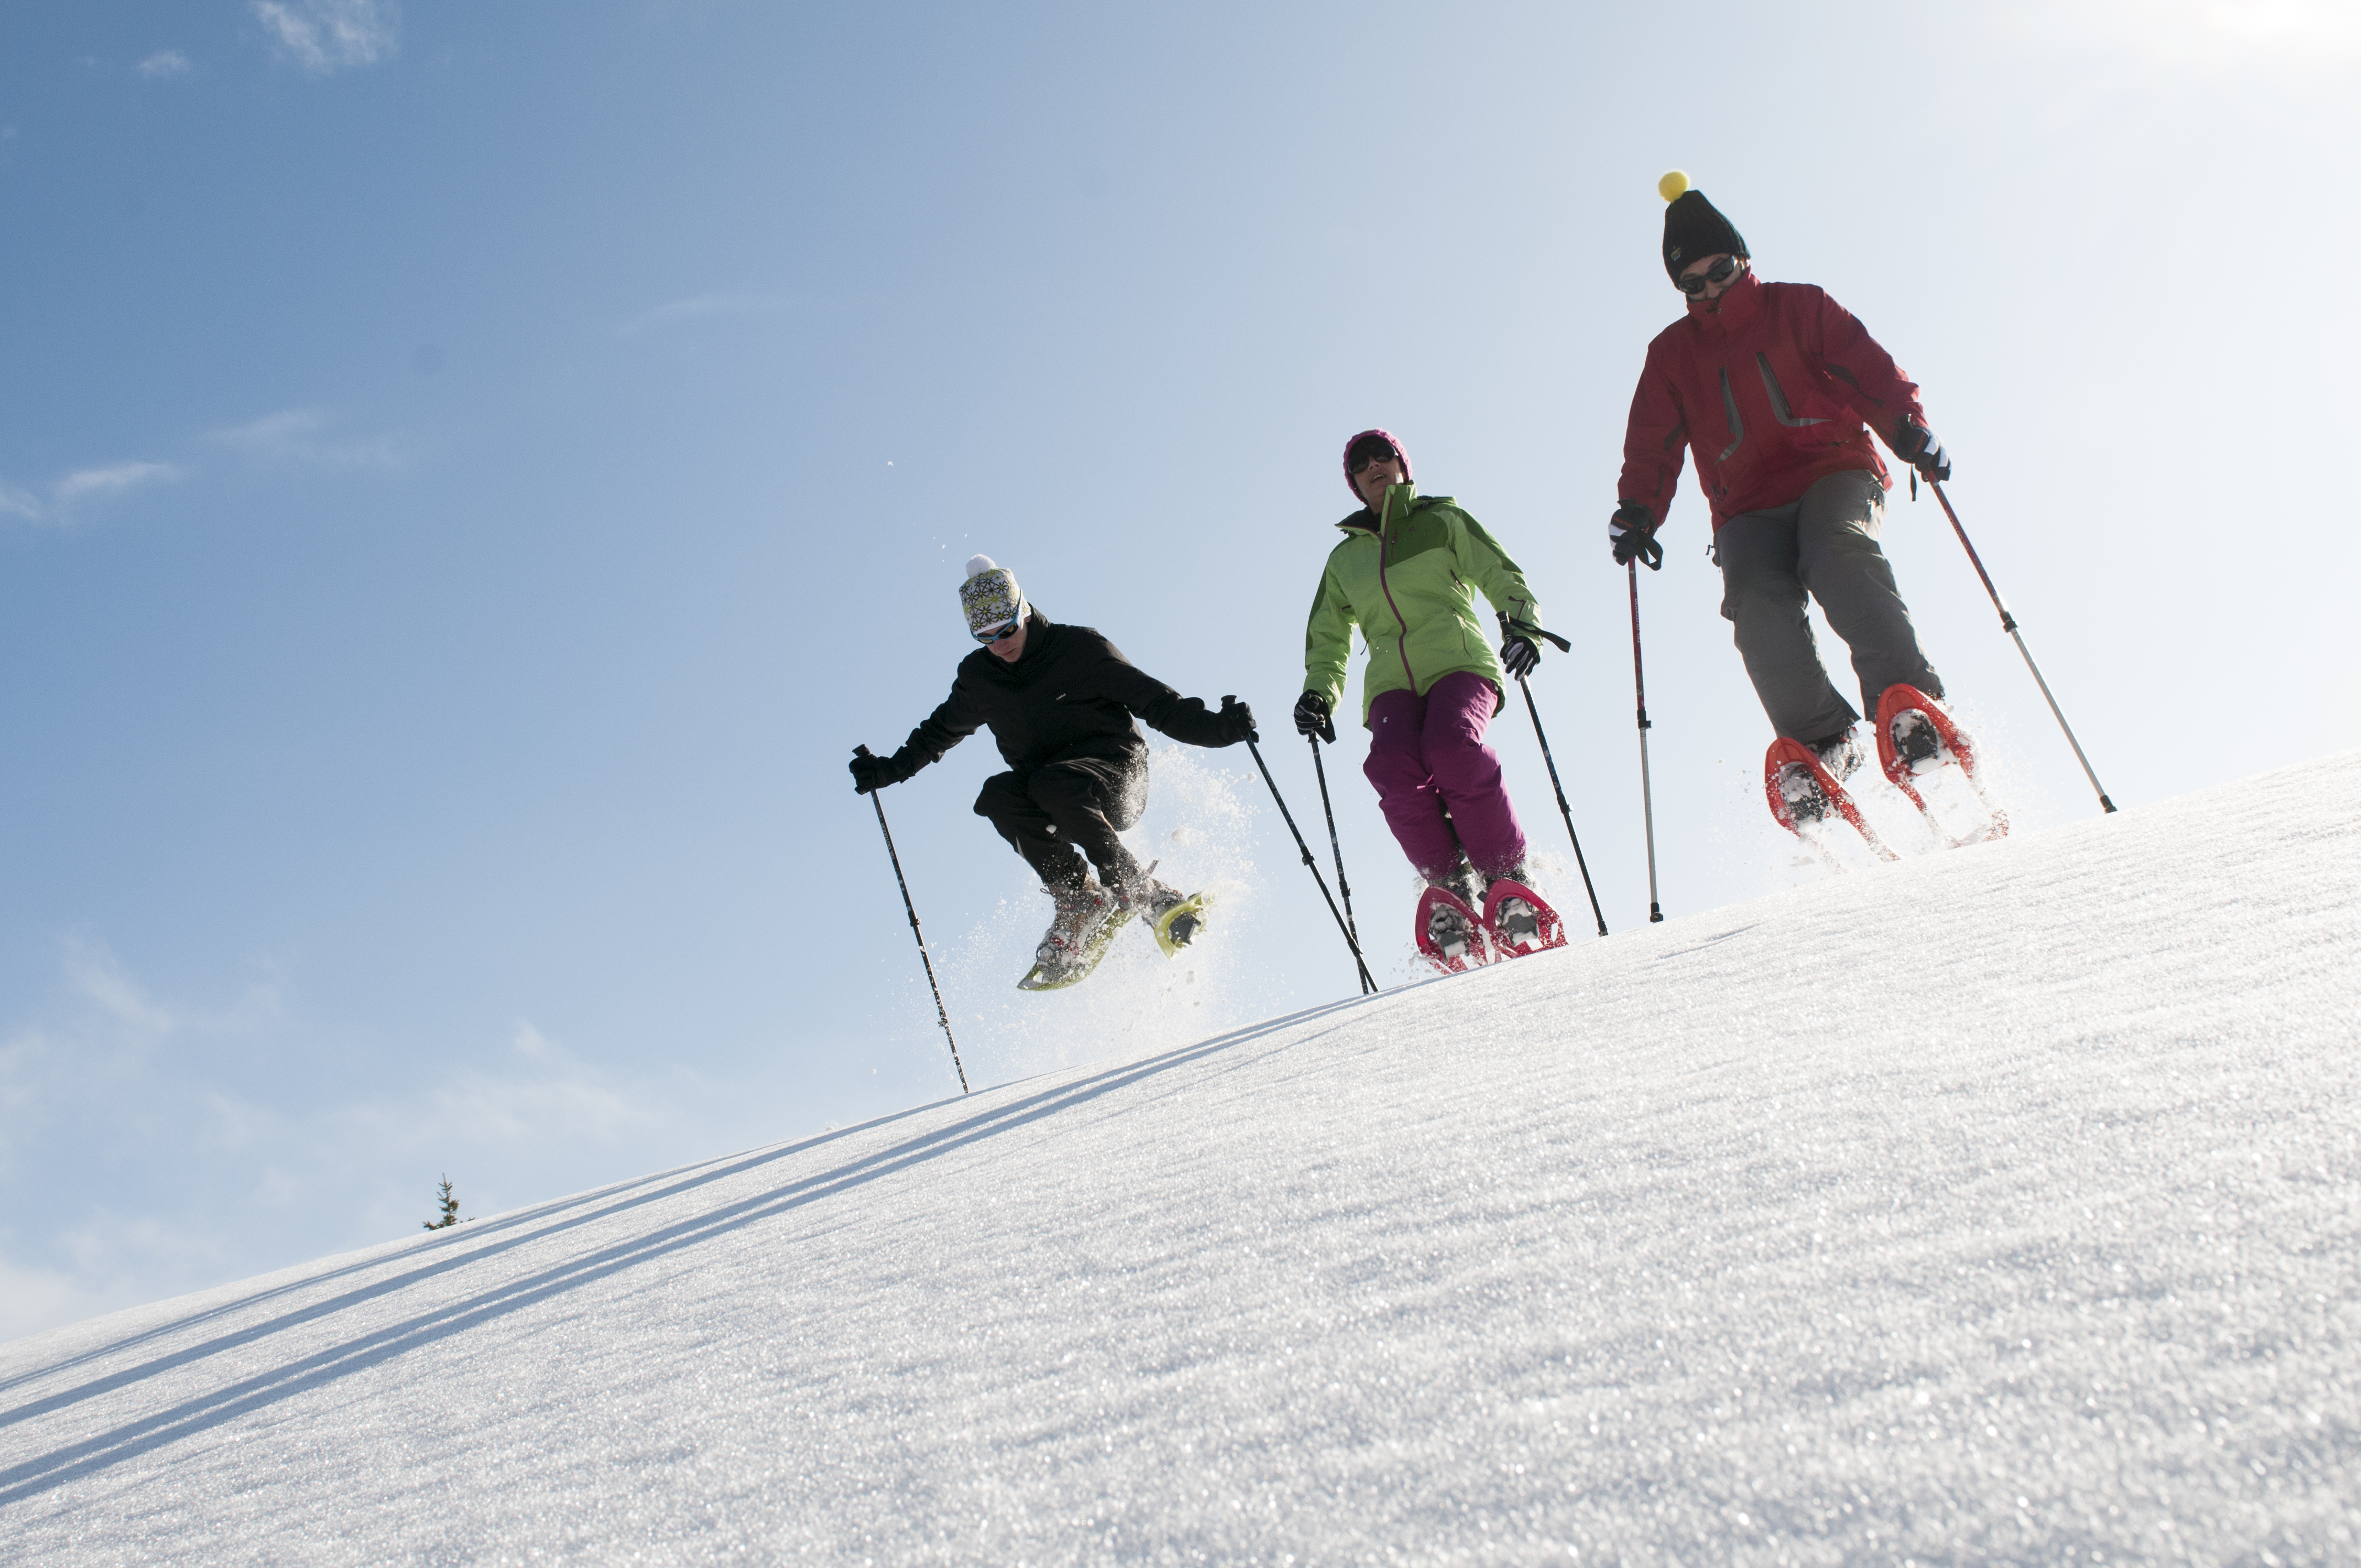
[
  {"x1": 1875, "y1": 684, "x2": 2008, "y2": 847},
  {"x1": 1137, "y1": 877, "x2": 1212, "y2": 958},
  {"x1": 1018, "y1": 880, "x2": 1131, "y2": 991},
  {"x1": 1765, "y1": 736, "x2": 1899, "y2": 871},
  {"x1": 1415, "y1": 885, "x2": 1493, "y2": 975},
  {"x1": 1481, "y1": 879, "x2": 1566, "y2": 958}
]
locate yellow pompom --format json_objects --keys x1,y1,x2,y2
[{"x1": 1658, "y1": 170, "x2": 1690, "y2": 202}]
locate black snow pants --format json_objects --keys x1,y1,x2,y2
[
  {"x1": 975, "y1": 755, "x2": 1149, "y2": 895},
  {"x1": 1713, "y1": 469, "x2": 1944, "y2": 744}
]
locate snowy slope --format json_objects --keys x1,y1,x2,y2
[{"x1": 4, "y1": 752, "x2": 2357, "y2": 1565}]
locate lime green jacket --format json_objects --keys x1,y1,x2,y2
[{"x1": 1302, "y1": 483, "x2": 1543, "y2": 727}]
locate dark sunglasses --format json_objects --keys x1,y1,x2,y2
[
  {"x1": 1675, "y1": 255, "x2": 1740, "y2": 296},
  {"x1": 974, "y1": 618, "x2": 1022, "y2": 644},
  {"x1": 1347, "y1": 444, "x2": 1400, "y2": 475}
]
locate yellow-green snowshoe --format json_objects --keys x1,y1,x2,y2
[
  {"x1": 1151, "y1": 890, "x2": 1211, "y2": 956},
  {"x1": 1018, "y1": 907, "x2": 1133, "y2": 991}
]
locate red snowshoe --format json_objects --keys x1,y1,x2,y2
[
  {"x1": 1875, "y1": 684, "x2": 2008, "y2": 846},
  {"x1": 1765, "y1": 737, "x2": 1900, "y2": 871},
  {"x1": 1415, "y1": 885, "x2": 1493, "y2": 974},
  {"x1": 1481, "y1": 879, "x2": 1566, "y2": 958}
]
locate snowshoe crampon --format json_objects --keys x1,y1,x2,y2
[
  {"x1": 1481, "y1": 880, "x2": 1565, "y2": 958},
  {"x1": 1018, "y1": 903, "x2": 1133, "y2": 992},
  {"x1": 1875, "y1": 684, "x2": 2008, "y2": 847},
  {"x1": 1765, "y1": 737, "x2": 1898, "y2": 872},
  {"x1": 1415, "y1": 885, "x2": 1493, "y2": 975},
  {"x1": 1150, "y1": 890, "x2": 1211, "y2": 957}
]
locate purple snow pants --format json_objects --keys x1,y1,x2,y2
[{"x1": 1364, "y1": 669, "x2": 1528, "y2": 886}]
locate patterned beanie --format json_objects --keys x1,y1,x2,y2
[{"x1": 959, "y1": 554, "x2": 1026, "y2": 636}]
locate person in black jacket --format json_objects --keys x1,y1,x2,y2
[{"x1": 851, "y1": 556, "x2": 1255, "y2": 973}]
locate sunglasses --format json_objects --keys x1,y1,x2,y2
[
  {"x1": 974, "y1": 618, "x2": 1022, "y2": 644},
  {"x1": 1675, "y1": 255, "x2": 1740, "y2": 296},
  {"x1": 1348, "y1": 445, "x2": 1400, "y2": 475}
]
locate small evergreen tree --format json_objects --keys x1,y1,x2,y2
[{"x1": 424, "y1": 1173, "x2": 462, "y2": 1231}]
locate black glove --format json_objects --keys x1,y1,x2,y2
[
  {"x1": 1500, "y1": 632, "x2": 1539, "y2": 680},
  {"x1": 850, "y1": 749, "x2": 909, "y2": 794},
  {"x1": 1215, "y1": 695, "x2": 1256, "y2": 745},
  {"x1": 1894, "y1": 418, "x2": 1951, "y2": 483},
  {"x1": 1293, "y1": 690, "x2": 1336, "y2": 744},
  {"x1": 1609, "y1": 500, "x2": 1663, "y2": 569}
]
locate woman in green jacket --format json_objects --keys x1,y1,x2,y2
[{"x1": 1295, "y1": 429, "x2": 1553, "y2": 958}]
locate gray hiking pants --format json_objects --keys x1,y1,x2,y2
[{"x1": 1713, "y1": 469, "x2": 1943, "y2": 744}]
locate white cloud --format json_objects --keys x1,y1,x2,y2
[
  {"x1": 64, "y1": 942, "x2": 183, "y2": 1037},
  {"x1": 137, "y1": 50, "x2": 193, "y2": 79},
  {"x1": 618, "y1": 293, "x2": 804, "y2": 336},
  {"x1": 252, "y1": 0, "x2": 400, "y2": 75},
  {"x1": 0, "y1": 478, "x2": 42, "y2": 521},
  {"x1": 50, "y1": 461, "x2": 183, "y2": 513},
  {"x1": 513, "y1": 1021, "x2": 564, "y2": 1060},
  {"x1": 210, "y1": 407, "x2": 401, "y2": 470}
]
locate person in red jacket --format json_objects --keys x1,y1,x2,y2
[{"x1": 1608, "y1": 175, "x2": 1956, "y2": 787}]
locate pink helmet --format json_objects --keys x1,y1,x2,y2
[{"x1": 1341, "y1": 428, "x2": 1410, "y2": 504}]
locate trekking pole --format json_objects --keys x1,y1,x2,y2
[
  {"x1": 1239, "y1": 712, "x2": 1378, "y2": 995},
  {"x1": 1500, "y1": 615, "x2": 1607, "y2": 938},
  {"x1": 1628, "y1": 563, "x2": 1665, "y2": 923},
  {"x1": 1305, "y1": 732, "x2": 1365, "y2": 957},
  {"x1": 1925, "y1": 480, "x2": 2117, "y2": 813},
  {"x1": 852, "y1": 746, "x2": 968, "y2": 1093}
]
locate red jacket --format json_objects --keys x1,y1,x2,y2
[{"x1": 1615, "y1": 270, "x2": 1928, "y2": 531}]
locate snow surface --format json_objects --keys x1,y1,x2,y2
[{"x1": 4, "y1": 752, "x2": 2358, "y2": 1565}]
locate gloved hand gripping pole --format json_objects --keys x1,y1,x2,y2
[{"x1": 852, "y1": 746, "x2": 968, "y2": 1093}]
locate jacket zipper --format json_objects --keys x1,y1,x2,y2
[{"x1": 1373, "y1": 493, "x2": 1418, "y2": 693}]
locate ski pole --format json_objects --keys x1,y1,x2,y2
[
  {"x1": 1305, "y1": 732, "x2": 1365, "y2": 958},
  {"x1": 1628, "y1": 563, "x2": 1665, "y2": 923},
  {"x1": 852, "y1": 746, "x2": 968, "y2": 1093},
  {"x1": 1240, "y1": 716, "x2": 1377, "y2": 995},
  {"x1": 1500, "y1": 616, "x2": 1607, "y2": 937},
  {"x1": 1924, "y1": 480, "x2": 2116, "y2": 814}
]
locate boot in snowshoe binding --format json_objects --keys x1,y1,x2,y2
[
  {"x1": 1764, "y1": 736, "x2": 1898, "y2": 869},
  {"x1": 1129, "y1": 875, "x2": 1212, "y2": 958},
  {"x1": 1482, "y1": 878, "x2": 1566, "y2": 957},
  {"x1": 1415, "y1": 885, "x2": 1493, "y2": 974},
  {"x1": 1019, "y1": 879, "x2": 1131, "y2": 991},
  {"x1": 1874, "y1": 684, "x2": 2008, "y2": 846}
]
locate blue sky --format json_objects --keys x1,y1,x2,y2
[{"x1": 4, "y1": 0, "x2": 2355, "y2": 1340}]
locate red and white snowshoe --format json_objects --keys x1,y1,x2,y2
[
  {"x1": 1481, "y1": 879, "x2": 1566, "y2": 958},
  {"x1": 1415, "y1": 885, "x2": 1493, "y2": 974},
  {"x1": 1765, "y1": 737, "x2": 1900, "y2": 872},
  {"x1": 1875, "y1": 684, "x2": 2008, "y2": 847}
]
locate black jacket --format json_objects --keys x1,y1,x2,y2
[{"x1": 886, "y1": 611, "x2": 1233, "y2": 779}]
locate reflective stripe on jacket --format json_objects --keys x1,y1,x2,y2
[
  {"x1": 1302, "y1": 483, "x2": 1541, "y2": 728},
  {"x1": 1615, "y1": 270, "x2": 1929, "y2": 531}
]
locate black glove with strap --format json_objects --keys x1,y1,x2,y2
[
  {"x1": 1500, "y1": 631, "x2": 1539, "y2": 680},
  {"x1": 1215, "y1": 695, "x2": 1257, "y2": 745},
  {"x1": 1894, "y1": 418, "x2": 1952, "y2": 483},
  {"x1": 1293, "y1": 690, "x2": 1336, "y2": 744},
  {"x1": 849, "y1": 746, "x2": 913, "y2": 795},
  {"x1": 1609, "y1": 499, "x2": 1663, "y2": 569}
]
